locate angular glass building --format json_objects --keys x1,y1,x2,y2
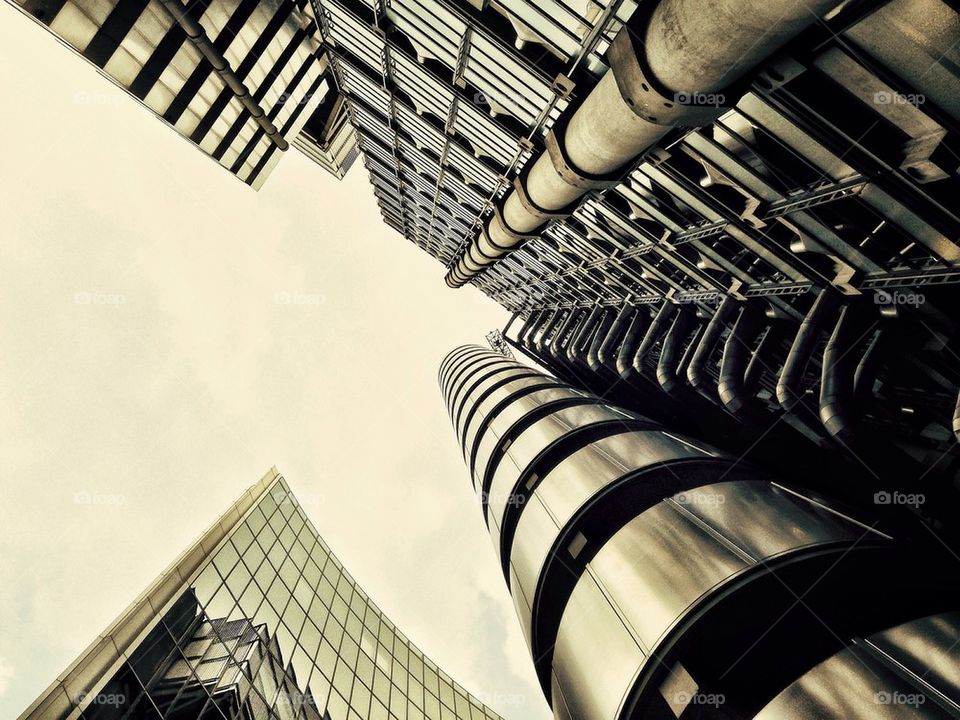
[
  {"x1": 19, "y1": 468, "x2": 507, "y2": 720},
  {"x1": 440, "y1": 345, "x2": 960, "y2": 720}
]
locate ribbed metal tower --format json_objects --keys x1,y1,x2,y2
[{"x1": 440, "y1": 344, "x2": 960, "y2": 720}]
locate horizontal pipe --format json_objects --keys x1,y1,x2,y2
[{"x1": 445, "y1": 0, "x2": 844, "y2": 287}]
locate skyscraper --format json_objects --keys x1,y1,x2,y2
[
  {"x1": 6, "y1": 0, "x2": 358, "y2": 187},
  {"x1": 440, "y1": 344, "x2": 960, "y2": 720},
  {"x1": 19, "y1": 468, "x2": 508, "y2": 720}
]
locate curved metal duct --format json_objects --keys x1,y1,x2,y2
[
  {"x1": 632, "y1": 301, "x2": 677, "y2": 375},
  {"x1": 568, "y1": 306, "x2": 604, "y2": 365},
  {"x1": 777, "y1": 288, "x2": 843, "y2": 413},
  {"x1": 687, "y1": 295, "x2": 739, "y2": 401},
  {"x1": 518, "y1": 310, "x2": 546, "y2": 349},
  {"x1": 718, "y1": 303, "x2": 767, "y2": 417},
  {"x1": 616, "y1": 309, "x2": 652, "y2": 377},
  {"x1": 656, "y1": 309, "x2": 694, "y2": 394},
  {"x1": 587, "y1": 309, "x2": 617, "y2": 373},
  {"x1": 599, "y1": 305, "x2": 636, "y2": 371},
  {"x1": 755, "y1": 612, "x2": 960, "y2": 720},
  {"x1": 535, "y1": 310, "x2": 565, "y2": 354},
  {"x1": 819, "y1": 305, "x2": 869, "y2": 441},
  {"x1": 548, "y1": 310, "x2": 579, "y2": 360},
  {"x1": 446, "y1": 0, "x2": 846, "y2": 287}
]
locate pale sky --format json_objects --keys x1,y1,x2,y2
[{"x1": 0, "y1": 8, "x2": 551, "y2": 719}]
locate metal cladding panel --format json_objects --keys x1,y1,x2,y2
[{"x1": 755, "y1": 612, "x2": 960, "y2": 719}]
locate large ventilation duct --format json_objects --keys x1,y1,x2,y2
[
  {"x1": 445, "y1": 0, "x2": 846, "y2": 287},
  {"x1": 440, "y1": 345, "x2": 958, "y2": 720}
]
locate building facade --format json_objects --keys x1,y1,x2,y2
[
  {"x1": 440, "y1": 344, "x2": 960, "y2": 720},
  {"x1": 7, "y1": 0, "x2": 358, "y2": 186},
  {"x1": 19, "y1": 468, "x2": 508, "y2": 720}
]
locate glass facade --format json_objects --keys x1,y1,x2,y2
[{"x1": 21, "y1": 470, "x2": 506, "y2": 720}]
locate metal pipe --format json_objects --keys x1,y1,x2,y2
[
  {"x1": 687, "y1": 295, "x2": 739, "y2": 400},
  {"x1": 718, "y1": 304, "x2": 766, "y2": 416},
  {"x1": 632, "y1": 302, "x2": 677, "y2": 375},
  {"x1": 549, "y1": 310, "x2": 579, "y2": 361},
  {"x1": 569, "y1": 306, "x2": 604, "y2": 364},
  {"x1": 599, "y1": 305, "x2": 636, "y2": 371},
  {"x1": 564, "y1": 311, "x2": 592, "y2": 366},
  {"x1": 587, "y1": 310, "x2": 616, "y2": 372},
  {"x1": 657, "y1": 309, "x2": 693, "y2": 395},
  {"x1": 777, "y1": 289, "x2": 843, "y2": 413},
  {"x1": 519, "y1": 310, "x2": 546, "y2": 350},
  {"x1": 820, "y1": 306, "x2": 867, "y2": 440},
  {"x1": 534, "y1": 310, "x2": 562, "y2": 354},
  {"x1": 445, "y1": 0, "x2": 844, "y2": 287},
  {"x1": 853, "y1": 329, "x2": 883, "y2": 405},
  {"x1": 158, "y1": 0, "x2": 290, "y2": 150},
  {"x1": 616, "y1": 309, "x2": 652, "y2": 377}
]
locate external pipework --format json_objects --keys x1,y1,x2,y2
[
  {"x1": 535, "y1": 310, "x2": 564, "y2": 354},
  {"x1": 445, "y1": 0, "x2": 847, "y2": 288},
  {"x1": 615, "y1": 308, "x2": 651, "y2": 377},
  {"x1": 631, "y1": 301, "x2": 676, "y2": 375},
  {"x1": 687, "y1": 295, "x2": 738, "y2": 400},
  {"x1": 568, "y1": 306, "x2": 603, "y2": 366},
  {"x1": 440, "y1": 345, "x2": 958, "y2": 720},
  {"x1": 656, "y1": 308, "x2": 693, "y2": 395},
  {"x1": 718, "y1": 303, "x2": 767, "y2": 417},
  {"x1": 548, "y1": 310, "x2": 578, "y2": 360},
  {"x1": 586, "y1": 310, "x2": 616, "y2": 373},
  {"x1": 518, "y1": 310, "x2": 546, "y2": 350},
  {"x1": 777, "y1": 288, "x2": 843, "y2": 413},
  {"x1": 598, "y1": 305, "x2": 635, "y2": 372},
  {"x1": 819, "y1": 305, "x2": 866, "y2": 440}
]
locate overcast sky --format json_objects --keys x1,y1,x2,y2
[{"x1": 0, "y1": 8, "x2": 552, "y2": 718}]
